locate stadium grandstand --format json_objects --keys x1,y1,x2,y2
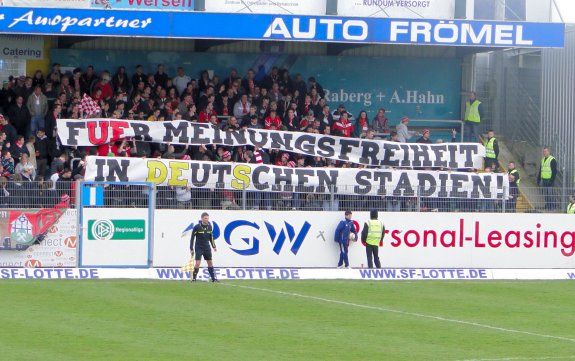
[
  {"x1": 0, "y1": 0, "x2": 573, "y2": 258},
  {"x1": 0, "y1": 0, "x2": 573, "y2": 215},
  {"x1": 1, "y1": 2, "x2": 575, "y2": 359}
]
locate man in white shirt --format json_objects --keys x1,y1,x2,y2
[
  {"x1": 396, "y1": 116, "x2": 417, "y2": 142},
  {"x1": 233, "y1": 94, "x2": 251, "y2": 119},
  {"x1": 172, "y1": 67, "x2": 191, "y2": 96},
  {"x1": 26, "y1": 86, "x2": 48, "y2": 136},
  {"x1": 176, "y1": 186, "x2": 192, "y2": 209}
]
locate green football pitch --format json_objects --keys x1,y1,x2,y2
[{"x1": 1, "y1": 280, "x2": 574, "y2": 361}]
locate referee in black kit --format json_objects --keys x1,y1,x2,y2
[{"x1": 190, "y1": 212, "x2": 218, "y2": 282}]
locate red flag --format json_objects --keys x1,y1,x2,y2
[
  {"x1": 7, "y1": 208, "x2": 64, "y2": 247},
  {"x1": 79, "y1": 93, "x2": 101, "y2": 117}
]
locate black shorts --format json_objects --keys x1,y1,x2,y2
[{"x1": 195, "y1": 246, "x2": 212, "y2": 261}]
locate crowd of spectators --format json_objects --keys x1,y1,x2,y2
[{"x1": 0, "y1": 62, "x2": 501, "y2": 211}]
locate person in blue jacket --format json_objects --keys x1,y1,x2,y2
[{"x1": 334, "y1": 210, "x2": 357, "y2": 269}]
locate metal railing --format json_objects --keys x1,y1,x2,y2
[
  {"x1": 140, "y1": 184, "x2": 573, "y2": 213},
  {"x1": 1, "y1": 181, "x2": 571, "y2": 214},
  {"x1": 376, "y1": 119, "x2": 465, "y2": 142}
]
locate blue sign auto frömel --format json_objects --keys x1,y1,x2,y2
[{"x1": 0, "y1": 7, "x2": 565, "y2": 47}]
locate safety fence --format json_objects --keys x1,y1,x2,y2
[
  {"x1": 152, "y1": 184, "x2": 568, "y2": 213},
  {"x1": 1, "y1": 180, "x2": 571, "y2": 213}
]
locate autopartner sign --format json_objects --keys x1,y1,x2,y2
[
  {"x1": 153, "y1": 210, "x2": 575, "y2": 268},
  {"x1": 0, "y1": 7, "x2": 564, "y2": 47}
]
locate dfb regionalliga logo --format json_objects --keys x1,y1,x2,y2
[{"x1": 91, "y1": 220, "x2": 115, "y2": 241}]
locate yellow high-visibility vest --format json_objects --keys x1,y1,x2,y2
[
  {"x1": 465, "y1": 100, "x2": 481, "y2": 123},
  {"x1": 485, "y1": 137, "x2": 496, "y2": 159},
  {"x1": 509, "y1": 169, "x2": 520, "y2": 185},
  {"x1": 366, "y1": 220, "x2": 383, "y2": 246},
  {"x1": 540, "y1": 156, "x2": 555, "y2": 180}
]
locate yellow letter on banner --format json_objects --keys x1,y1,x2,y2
[
  {"x1": 169, "y1": 161, "x2": 190, "y2": 187},
  {"x1": 147, "y1": 160, "x2": 168, "y2": 184},
  {"x1": 231, "y1": 164, "x2": 252, "y2": 190}
]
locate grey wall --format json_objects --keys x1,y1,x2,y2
[{"x1": 541, "y1": 28, "x2": 575, "y2": 188}]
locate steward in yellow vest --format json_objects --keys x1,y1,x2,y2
[
  {"x1": 465, "y1": 99, "x2": 481, "y2": 122},
  {"x1": 507, "y1": 162, "x2": 520, "y2": 185},
  {"x1": 361, "y1": 210, "x2": 385, "y2": 269},
  {"x1": 537, "y1": 147, "x2": 558, "y2": 211},
  {"x1": 484, "y1": 130, "x2": 499, "y2": 170},
  {"x1": 463, "y1": 91, "x2": 481, "y2": 142},
  {"x1": 568, "y1": 196, "x2": 575, "y2": 214}
]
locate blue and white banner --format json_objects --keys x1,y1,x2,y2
[
  {"x1": 81, "y1": 185, "x2": 104, "y2": 207},
  {"x1": 0, "y1": 7, "x2": 565, "y2": 47},
  {"x1": 3, "y1": 268, "x2": 574, "y2": 280}
]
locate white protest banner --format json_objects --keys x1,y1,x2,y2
[
  {"x1": 204, "y1": 0, "x2": 325, "y2": 15},
  {"x1": 58, "y1": 119, "x2": 485, "y2": 169},
  {"x1": 84, "y1": 156, "x2": 508, "y2": 199},
  {"x1": 338, "y1": 0, "x2": 455, "y2": 19}
]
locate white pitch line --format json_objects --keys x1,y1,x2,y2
[
  {"x1": 457, "y1": 357, "x2": 575, "y2": 361},
  {"x1": 222, "y1": 283, "x2": 575, "y2": 345}
]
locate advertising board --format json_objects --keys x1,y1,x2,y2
[
  {"x1": 0, "y1": 7, "x2": 565, "y2": 48},
  {"x1": 52, "y1": 52, "x2": 461, "y2": 120},
  {"x1": 153, "y1": 210, "x2": 575, "y2": 269},
  {"x1": 80, "y1": 208, "x2": 149, "y2": 267},
  {"x1": 2, "y1": 267, "x2": 575, "y2": 280},
  {"x1": 0, "y1": 209, "x2": 77, "y2": 268}
]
